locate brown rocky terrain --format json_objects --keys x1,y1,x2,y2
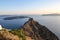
[
  {"x1": 0, "y1": 29, "x2": 33, "y2": 40},
  {"x1": 21, "y1": 18, "x2": 59, "y2": 40},
  {"x1": 0, "y1": 29, "x2": 20, "y2": 40}
]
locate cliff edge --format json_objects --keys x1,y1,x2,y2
[{"x1": 21, "y1": 18, "x2": 59, "y2": 40}]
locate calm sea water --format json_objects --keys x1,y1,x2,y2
[
  {"x1": 0, "y1": 15, "x2": 60, "y2": 39},
  {"x1": 0, "y1": 16, "x2": 29, "y2": 29}
]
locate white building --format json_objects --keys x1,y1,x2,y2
[{"x1": 0, "y1": 25, "x2": 3, "y2": 30}]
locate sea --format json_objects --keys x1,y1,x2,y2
[{"x1": 0, "y1": 15, "x2": 60, "y2": 39}]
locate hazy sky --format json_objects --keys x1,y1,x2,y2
[{"x1": 0, "y1": 0, "x2": 60, "y2": 15}]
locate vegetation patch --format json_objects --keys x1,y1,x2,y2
[{"x1": 9, "y1": 29, "x2": 26, "y2": 40}]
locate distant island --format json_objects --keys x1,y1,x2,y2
[
  {"x1": 4, "y1": 16, "x2": 30, "y2": 20},
  {"x1": 42, "y1": 14, "x2": 60, "y2": 16}
]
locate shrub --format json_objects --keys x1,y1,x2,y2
[{"x1": 9, "y1": 29, "x2": 26, "y2": 40}]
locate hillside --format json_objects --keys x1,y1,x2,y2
[
  {"x1": 0, "y1": 29, "x2": 20, "y2": 40},
  {"x1": 21, "y1": 18, "x2": 59, "y2": 40}
]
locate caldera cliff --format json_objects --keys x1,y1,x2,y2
[{"x1": 21, "y1": 18, "x2": 59, "y2": 40}]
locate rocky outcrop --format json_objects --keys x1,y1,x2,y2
[
  {"x1": 21, "y1": 18, "x2": 59, "y2": 40},
  {"x1": 0, "y1": 29, "x2": 20, "y2": 40},
  {"x1": 0, "y1": 28, "x2": 32, "y2": 40}
]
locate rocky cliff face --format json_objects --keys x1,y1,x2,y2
[
  {"x1": 0, "y1": 29, "x2": 20, "y2": 40},
  {"x1": 21, "y1": 18, "x2": 59, "y2": 40}
]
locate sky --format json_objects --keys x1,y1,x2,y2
[{"x1": 0, "y1": 0, "x2": 60, "y2": 15}]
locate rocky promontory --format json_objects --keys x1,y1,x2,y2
[{"x1": 21, "y1": 18, "x2": 59, "y2": 40}]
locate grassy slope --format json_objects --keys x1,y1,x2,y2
[{"x1": 9, "y1": 29, "x2": 26, "y2": 40}]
